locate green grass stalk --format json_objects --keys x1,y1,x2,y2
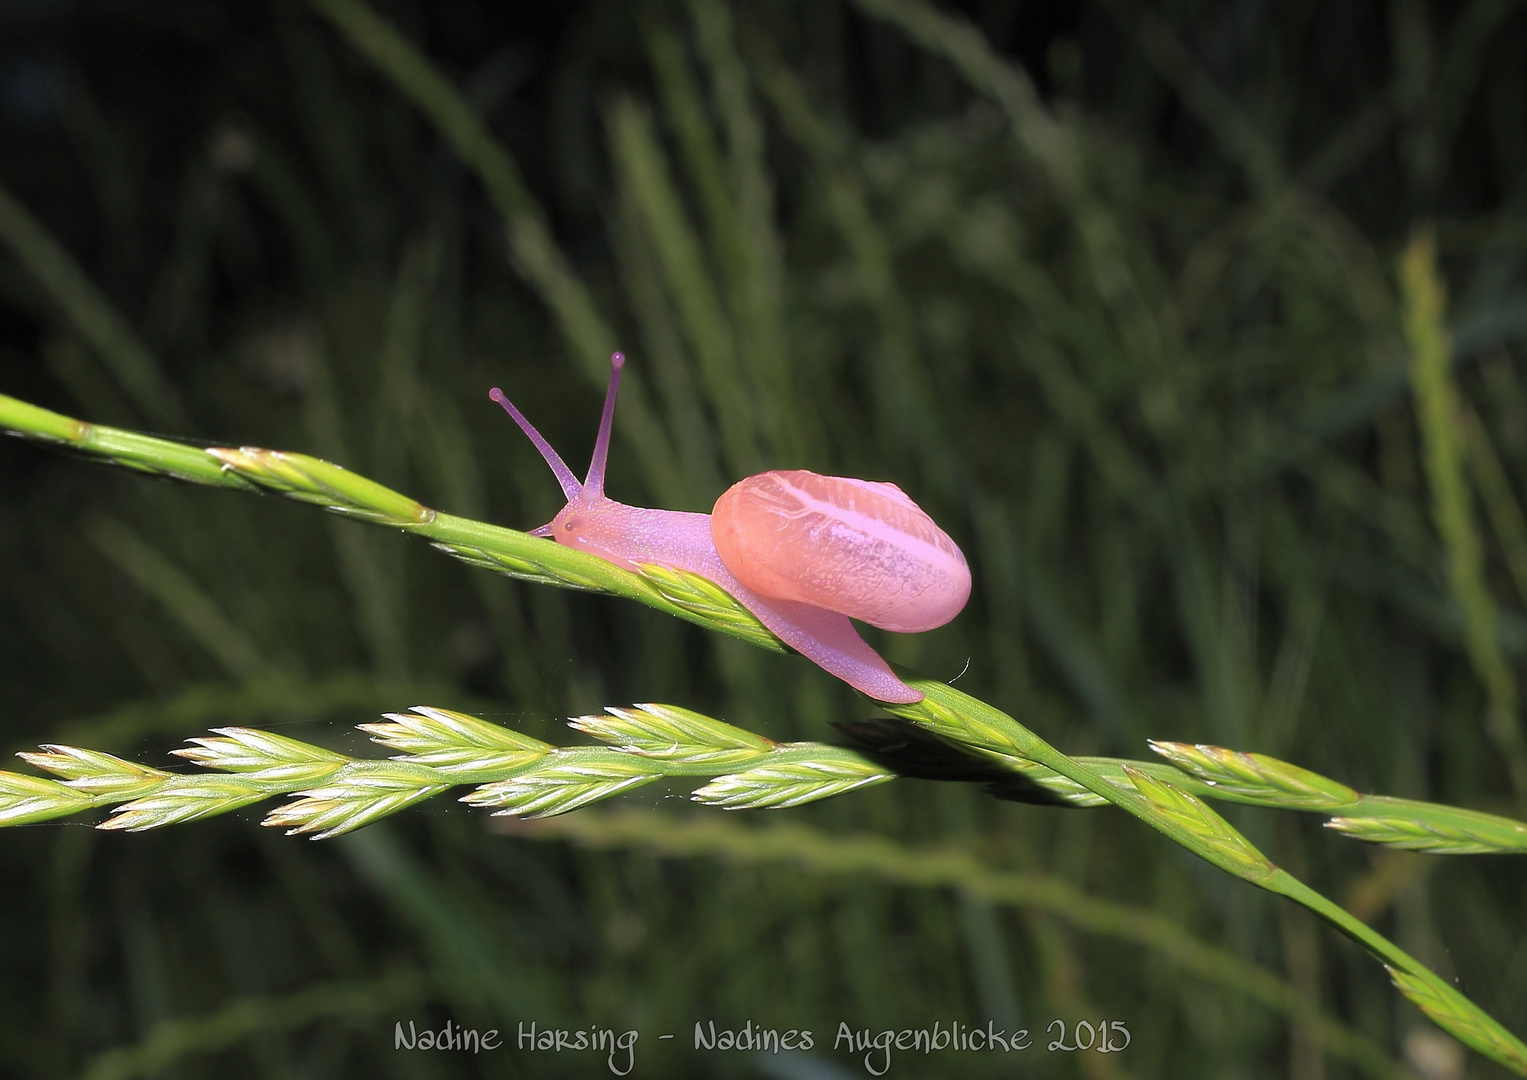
[
  {"x1": 1402, "y1": 229, "x2": 1527, "y2": 798},
  {"x1": 74, "y1": 973, "x2": 427, "y2": 1080}
]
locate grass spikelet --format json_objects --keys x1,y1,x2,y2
[
  {"x1": 461, "y1": 751, "x2": 667, "y2": 818},
  {"x1": 693, "y1": 757, "x2": 894, "y2": 810}
]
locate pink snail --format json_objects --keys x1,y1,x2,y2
[{"x1": 490, "y1": 353, "x2": 970, "y2": 704}]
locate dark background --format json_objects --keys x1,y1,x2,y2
[{"x1": 1, "y1": 0, "x2": 1525, "y2": 1076}]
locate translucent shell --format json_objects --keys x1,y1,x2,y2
[{"x1": 712, "y1": 470, "x2": 971, "y2": 634}]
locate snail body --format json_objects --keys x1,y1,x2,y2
[{"x1": 490, "y1": 353, "x2": 970, "y2": 704}]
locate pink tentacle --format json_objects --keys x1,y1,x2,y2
[
  {"x1": 582, "y1": 352, "x2": 624, "y2": 497},
  {"x1": 489, "y1": 387, "x2": 582, "y2": 500}
]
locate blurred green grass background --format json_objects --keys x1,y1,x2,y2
[{"x1": 1, "y1": 0, "x2": 1525, "y2": 1076}]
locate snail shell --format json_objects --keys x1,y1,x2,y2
[{"x1": 712, "y1": 470, "x2": 971, "y2": 634}]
